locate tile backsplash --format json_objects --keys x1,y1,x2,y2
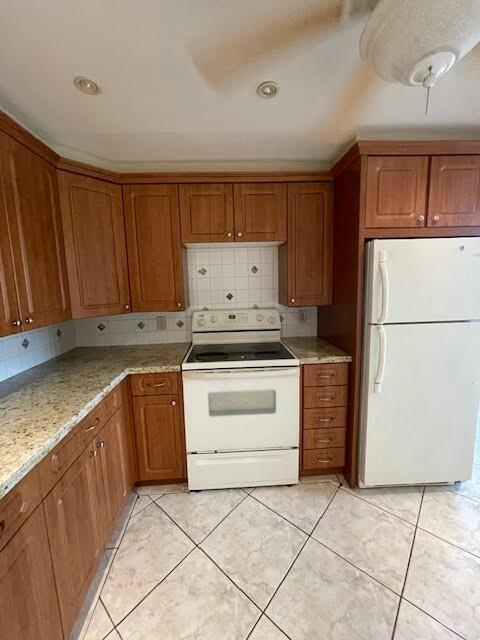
[{"x1": 0, "y1": 246, "x2": 317, "y2": 381}]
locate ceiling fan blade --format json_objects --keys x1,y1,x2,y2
[
  {"x1": 314, "y1": 62, "x2": 380, "y2": 141},
  {"x1": 190, "y1": 1, "x2": 368, "y2": 89}
]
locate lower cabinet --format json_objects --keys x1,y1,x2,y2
[
  {"x1": 133, "y1": 394, "x2": 186, "y2": 481},
  {"x1": 44, "y1": 441, "x2": 103, "y2": 635},
  {"x1": 0, "y1": 504, "x2": 63, "y2": 640}
]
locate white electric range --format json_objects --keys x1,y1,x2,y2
[{"x1": 182, "y1": 309, "x2": 300, "y2": 490}]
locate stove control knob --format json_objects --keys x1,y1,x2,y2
[
  {"x1": 267, "y1": 316, "x2": 276, "y2": 325},
  {"x1": 197, "y1": 318, "x2": 206, "y2": 327},
  {"x1": 256, "y1": 313, "x2": 264, "y2": 322},
  {"x1": 210, "y1": 315, "x2": 218, "y2": 323}
]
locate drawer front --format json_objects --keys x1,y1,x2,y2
[
  {"x1": 303, "y1": 428, "x2": 346, "y2": 450},
  {"x1": 39, "y1": 386, "x2": 122, "y2": 497},
  {"x1": 304, "y1": 385, "x2": 348, "y2": 409},
  {"x1": 131, "y1": 373, "x2": 178, "y2": 396},
  {"x1": 304, "y1": 363, "x2": 348, "y2": 387},
  {"x1": 303, "y1": 447, "x2": 345, "y2": 470},
  {"x1": 0, "y1": 467, "x2": 42, "y2": 551},
  {"x1": 303, "y1": 407, "x2": 347, "y2": 430}
]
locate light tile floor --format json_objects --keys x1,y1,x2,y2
[{"x1": 73, "y1": 469, "x2": 480, "y2": 640}]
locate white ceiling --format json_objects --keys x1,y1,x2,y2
[{"x1": 1, "y1": 0, "x2": 479, "y2": 171}]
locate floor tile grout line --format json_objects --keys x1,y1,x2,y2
[
  {"x1": 400, "y1": 596, "x2": 466, "y2": 639},
  {"x1": 390, "y1": 486, "x2": 425, "y2": 639},
  {"x1": 415, "y1": 525, "x2": 480, "y2": 560},
  {"x1": 99, "y1": 594, "x2": 117, "y2": 634},
  {"x1": 196, "y1": 491, "x2": 250, "y2": 545},
  {"x1": 339, "y1": 485, "x2": 423, "y2": 527},
  {"x1": 444, "y1": 484, "x2": 480, "y2": 504},
  {"x1": 153, "y1": 501, "x2": 202, "y2": 547}
]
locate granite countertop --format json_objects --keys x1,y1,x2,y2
[
  {"x1": 283, "y1": 337, "x2": 352, "y2": 364},
  {"x1": 0, "y1": 344, "x2": 190, "y2": 500}
]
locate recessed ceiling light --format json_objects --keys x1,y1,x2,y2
[
  {"x1": 256, "y1": 81, "x2": 279, "y2": 99},
  {"x1": 73, "y1": 76, "x2": 101, "y2": 95}
]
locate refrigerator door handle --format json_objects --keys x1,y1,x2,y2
[
  {"x1": 374, "y1": 326, "x2": 387, "y2": 393},
  {"x1": 378, "y1": 249, "x2": 389, "y2": 323}
]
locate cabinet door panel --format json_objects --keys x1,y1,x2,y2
[
  {"x1": 280, "y1": 183, "x2": 332, "y2": 306},
  {"x1": 44, "y1": 443, "x2": 102, "y2": 636},
  {"x1": 233, "y1": 183, "x2": 287, "y2": 242},
  {"x1": 179, "y1": 184, "x2": 234, "y2": 243},
  {"x1": 3, "y1": 138, "x2": 70, "y2": 328},
  {"x1": 124, "y1": 185, "x2": 187, "y2": 311},
  {"x1": 428, "y1": 155, "x2": 480, "y2": 227},
  {"x1": 0, "y1": 505, "x2": 63, "y2": 640},
  {"x1": 133, "y1": 395, "x2": 186, "y2": 481},
  {"x1": 365, "y1": 156, "x2": 428, "y2": 228},
  {"x1": 58, "y1": 172, "x2": 130, "y2": 317}
]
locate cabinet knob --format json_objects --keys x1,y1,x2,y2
[
  {"x1": 432, "y1": 214, "x2": 440, "y2": 224},
  {"x1": 25, "y1": 318, "x2": 33, "y2": 324},
  {"x1": 97, "y1": 441, "x2": 105, "y2": 449},
  {"x1": 171, "y1": 400, "x2": 176, "y2": 406},
  {"x1": 290, "y1": 298, "x2": 295, "y2": 303},
  {"x1": 177, "y1": 302, "x2": 182, "y2": 308},
  {"x1": 416, "y1": 214, "x2": 425, "y2": 225},
  {"x1": 90, "y1": 449, "x2": 97, "y2": 457},
  {"x1": 11, "y1": 319, "x2": 22, "y2": 327},
  {"x1": 125, "y1": 304, "x2": 130, "y2": 310},
  {"x1": 237, "y1": 232, "x2": 243, "y2": 237},
  {"x1": 227, "y1": 232, "x2": 232, "y2": 238}
]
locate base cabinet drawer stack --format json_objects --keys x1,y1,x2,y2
[{"x1": 301, "y1": 363, "x2": 348, "y2": 473}]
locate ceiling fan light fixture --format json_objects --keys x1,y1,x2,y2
[
  {"x1": 73, "y1": 76, "x2": 101, "y2": 95},
  {"x1": 256, "y1": 81, "x2": 279, "y2": 99},
  {"x1": 408, "y1": 51, "x2": 456, "y2": 87}
]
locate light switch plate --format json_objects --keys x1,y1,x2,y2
[{"x1": 156, "y1": 315, "x2": 166, "y2": 331}]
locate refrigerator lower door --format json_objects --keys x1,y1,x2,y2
[{"x1": 359, "y1": 321, "x2": 480, "y2": 487}]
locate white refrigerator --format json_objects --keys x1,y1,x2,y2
[{"x1": 359, "y1": 237, "x2": 480, "y2": 487}]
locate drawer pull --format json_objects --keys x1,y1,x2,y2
[
  {"x1": 319, "y1": 374, "x2": 335, "y2": 379},
  {"x1": 315, "y1": 438, "x2": 332, "y2": 444},
  {"x1": 84, "y1": 416, "x2": 100, "y2": 432},
  {"x1": 316, "y1": 457, "x2": 332, "y2": 464},
  {"x1": 0, "y1": 520, "x2": 5, "y2": 533},
  {"x1": 320, "y1": 396, "x2": 335, "y2": 401},
  {"x1": 318, "y1": 417, "x2": 333, "y2": 422},
  {"x1": 151, "y1": 382, "x2": 166, "y2": 388}
]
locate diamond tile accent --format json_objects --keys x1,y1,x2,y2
[
  {"x1": 198, "y1": 267, "x2": 207, "y2": 276},
  {"x1": 250, "y1": 265, "x2": 259, "y2": 274},
  {"x1": 226, "y1": 292, "x2": 234, "y2": 300},
  {"x1": 176, "y1": 320, "x2": 184, "y2": 328},
  {"x1": 137, "y1": 321, "x2": 145, "y2": 330},
  {"x1": 97, "y1": 323, "x2": 106, "y2": 331},
  {"x1": 21, "y1": 338, "x2": 29, "y2": 349}
]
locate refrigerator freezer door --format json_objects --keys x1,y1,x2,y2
[
  {"x1": 359, "y1": 322, "x2": 480, "y2": 487},
  {"x1": 365, "y1": 238, "x2": 480, "y2": 324}
]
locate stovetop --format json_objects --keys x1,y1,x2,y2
[{"x1": 185, "y1": 342, "x2": 295, "y2": 365}]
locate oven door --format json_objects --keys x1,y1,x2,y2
[{"x1": 182, "y1": 367, "x2": 300, "y2": 452}]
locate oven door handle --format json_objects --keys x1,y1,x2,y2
[{"x1": 182, "y1": 367, "x2": 299, "y2": 380}]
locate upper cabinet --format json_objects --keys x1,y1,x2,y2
[
  {"x1": 58, "y1": 172, "x2": 131, "y2": 318},
  {"x1": 428, "y1": 156, "x2": 480, "y2": 227},
  {"x1": 279, "y1": 183, "x2": 333, "y2": 307},
  {"x1": 179, "y1": 184, "x2": 234, "y2": 243},
  {"x1": 233, "y1": 183, "x2": 287, "y2": 242},
  {"x1": 179, "y1": 182, "x2": 287, "y2": 243},
  {"x1": 123, "y1": 185, "x2": 188, "y2": 312},
  {"x1": 0, "y1": 133, "x2": 70, "y2": 330},
  {"x1": 364, "y1": 156, "x2": 429, "y2": 229}
]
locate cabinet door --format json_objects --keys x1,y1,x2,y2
[
  {"x1": 233, "y1": 183, "x2": 287, "y2": 242},
  {"x1": 0, "y1": 134, "x2": 20, "y2": 337},
  {"x1": 280, "y1": 183, "x2": 333, "y2": 307},
  {"x1": 0, "y1": 505, "x2": 63, "y2": 640},
  {"x1": 44, "y1": 443, "x2": 103, "y2": 636},
  {"x1": 124, "y1": 185, "x2": 187, "y2": 311},
  {"x1": 365, "y1": 156, "x2": 429, "y2": 228},
  {"x1": 133, "y1": 394, "x2": 186, "y2": 481},
  {"x1": 179, "y1": 183, "x2": 234, "y2": 243},
  {"x1": 2, "y1": 137, "x2": 70, "y2": 328},
  {"x1": 428, "y1": 155, "x2": 480, "y2": 227},
  {"x1": 58, "y1": 172, "x2": 131, "y2": 317},
  {"x1": 96, "y1": 407, "x2": 131, "y2": 543}
]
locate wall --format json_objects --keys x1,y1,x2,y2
[
  {"x1": 75, "y1": 245, "x2": 317, "y2": 346},
  {"x1": 0, "y1": 321, "x2": 76, "y2": 382}
]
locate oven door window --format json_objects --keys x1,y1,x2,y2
[{"x1": 208, "y1": 389, "x2": 276, "y2": 416}]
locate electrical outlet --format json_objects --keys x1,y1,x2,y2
[
  {"x1": 299, "y1": 310, "x2": 307, "y2": 324},
  {"x1": 156, "y1": 315, "x2": 166, "y2": 331}
]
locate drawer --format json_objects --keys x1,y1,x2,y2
[
  {"x1": 131, "y1": 373, "x2": 178, "y2": 396},
  {"x1": 303, "y1": 428, "x2": 346, "y2": 450},
  {"x1": 39, "y1": 386, "x2": 122, "y2": 497},
  {"x1": 0, "y1": 467, "x2": 42, "y2": 551},
  {"x1": 304, "y1": 385, "x2": 348, "y2": 409},
  {"x1": 304, "y1": 363, "x2": 348, "y2": 387},
  {"x1": 303, "y1": 447, "x2": 345, "y2": 471},
  {"x1": 303, "y1": 407, "x2": 347, "y2": 429}
]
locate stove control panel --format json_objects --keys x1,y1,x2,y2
[{"x1": 192, "y1": 308, "x2": 281, "y2": 332}]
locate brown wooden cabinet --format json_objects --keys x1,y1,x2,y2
[
  {"x1": 233, "y1": 183, "x2": 287, "y2": 242},
  {"x1": 279, "y1": 182, "x2": 333, "y2": 307},
  {"x1": 428, "y1": 155, "x2": 480, "y2": 227},
  {"x1": 124, "y1": 185, "x2": 188, "y2": 312},
  {"x1": 0, "y1": 135, "x2": 70, "y2": 329},
  {"x1": 58, "y1": 172, "x2": 131, "y2": 317},
  {"x1": 133, "y1": 392, "x2": 186, "y2": 481},
  {"x1": 364, "y1": 156, "x2": 429, "y2": 229},
  {"x1": 179, "y1": 183, "x2": 234, "y2": 243},
  {"x1": 0, "y1": 505, "x2": 63, "y2": 640},
  {"x1": 44, "y1": 442, "x2": 103, "y2": 635}
]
